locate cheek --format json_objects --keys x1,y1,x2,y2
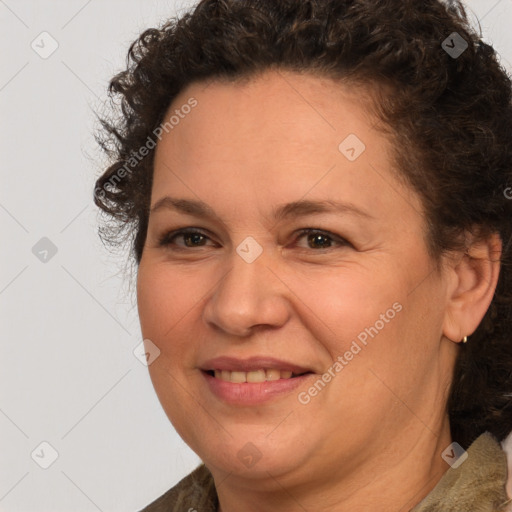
[
  {"x1": 136, "y1": 264, "x2": 199, "y2": 349},
  {"x1": 287, "y1": 266, "x2": 404, "y2": 351},
  {"x1": 136, "y1": 265, "x2": 201, "y2": 424}
]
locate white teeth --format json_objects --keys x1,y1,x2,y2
[
  {"x1": 213, "y1": 369, "x2": 296, "y2": 383},
  {"x1": 247, "y1": 369, "x2": 266, "y2": 383},
  {"x1": 230, "y1": 371, "x2": 246, "y2": 383},
  {"x1": 265, "y1": 369, "x2": 281, "y2": 381}
]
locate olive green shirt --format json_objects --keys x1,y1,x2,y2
[{"x1": 140, "y1": 432, "x2": 511, "y2": 512}]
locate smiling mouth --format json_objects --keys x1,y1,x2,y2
[{"x1": 203, "y1": 369, "x2": 312, "y2": 383}]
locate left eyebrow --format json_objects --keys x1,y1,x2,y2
[
  {"x1": 149, "y1": 197, "x2": 374, "y2": 222},
  {"x1": 271, "y1": 199, "x2": 375, "y2": 222}
]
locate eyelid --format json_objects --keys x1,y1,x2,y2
[
  {"x1": 158, "y1": 226, "x2": 351, "y2": 250},
  {"x1": 293, "y1": 228, "x2": 351, "y2": 249},
  {"x1": 158, "y1": 227, "x2": 218, "y2": 247}
]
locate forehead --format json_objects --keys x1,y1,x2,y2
[
  {"x1": 154, "y1": 71, "x2": 376, "y2": 178},
  {"x1": 163, "y1": 70, "x2": 379, "y2": 156},
  {"x1": 151, "y1": 70, "x2": 423, "y2": 227}
]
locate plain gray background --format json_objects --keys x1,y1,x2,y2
[{"x1": 1, "y1": 0, "x2": 511, "y2": 510}]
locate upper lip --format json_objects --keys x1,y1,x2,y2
[{"x1": 199, "y1": 356, "x2": 314, "y2": 374}]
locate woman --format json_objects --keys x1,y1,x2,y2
[{"x1": 94, "y1": 0, "x2": 512, "y2": 510}]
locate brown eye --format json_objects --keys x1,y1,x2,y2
[
  {"x1": 158, "y1": 229, "x2": 215, "y2": 248},
  {"x1": 157, "y1": 227, "x2": 351, "y2": 251},
  {"x1": 294, "y1": 229, "x2": 351, "y2": 250}
]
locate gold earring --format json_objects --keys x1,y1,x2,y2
[{"x1": 462, "y1": 336, "x2": 468, "y2": 343}]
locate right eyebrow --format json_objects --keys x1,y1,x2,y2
[{"x1": 150, "y1": 197, "x2": 222, "y2": 222}]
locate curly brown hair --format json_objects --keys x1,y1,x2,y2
[{"x1": 94, "y1": 0, "x2": 512, "y2": 449}]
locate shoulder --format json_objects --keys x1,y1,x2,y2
[
  {"x1": 501, "y1": 431, "x2": 512, "y2": 510},
  {"x1": 139, "y1": 433, "x2": 512, "y2": 512},
  {"x1": 412, "y1": 431, "x2": 512, "y2": 512},
  {"x1": 138, "y1": 463, "x2": 217, "y2": 512}
]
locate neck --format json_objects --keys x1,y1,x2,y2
[{"x1": 213, "y1": 420, "x2": 453, "y2": 512}]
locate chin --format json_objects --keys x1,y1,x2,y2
[{"x1": 193, "y1": 431, "x2": 307, "y2": 479}]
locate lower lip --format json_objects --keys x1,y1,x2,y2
[{"x1": 201, "y1": 370, "x2": 314, "y2": 405}]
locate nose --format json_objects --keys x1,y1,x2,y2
[{"x1": 202, "y1": 246, "x2": 292, "y2": 337}]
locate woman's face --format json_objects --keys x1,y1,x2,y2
[{"x1": 137, "y1": 70, "x2": 458, "y2": 483}]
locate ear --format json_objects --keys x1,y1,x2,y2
[{"x1": 442, "y1": 231, "x2": 502, "y2": 344}]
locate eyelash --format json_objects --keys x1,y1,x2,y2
[{"x1": 157, "y1": 228, "x2": 351, "y2": 251}]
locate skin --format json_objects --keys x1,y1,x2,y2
[{"x1": 136, "y1": 69, "x2": 502, "y2": 511}]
